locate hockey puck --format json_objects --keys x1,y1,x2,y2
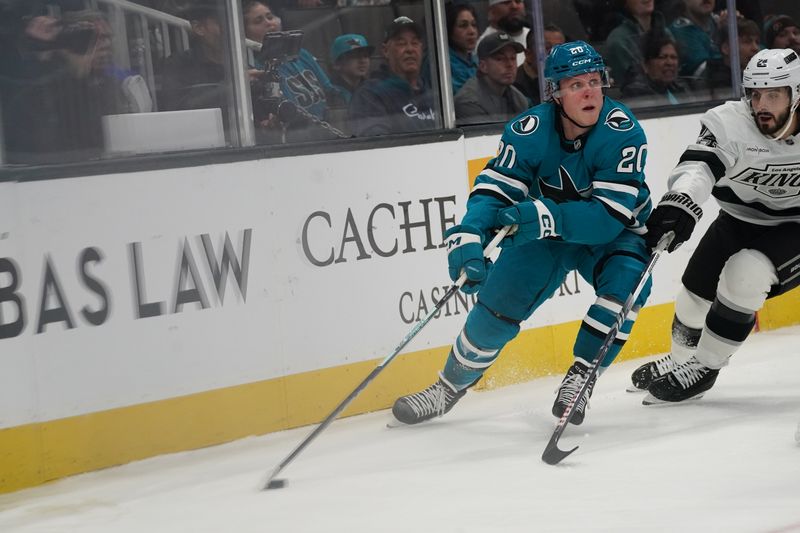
[{"x1": 265, "y1": 478, "x2": 287, "y2": 490}]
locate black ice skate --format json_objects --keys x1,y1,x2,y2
[
  {"x1": 392, "y1": 374, "x2": 467, "y2": 425},
  {"x1": 628, "y1": 354, "x2": 675, "y2": 392},
  {"x1": 552, "y1": 360, "x2": 596, "y2": 426},
  {"x1": 643, "y1": 357, "x2": 719, "y2": 404}
]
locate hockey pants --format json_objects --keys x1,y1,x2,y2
[{"x1": 442, "y1": 233, "x2": 652, "y2": 390}]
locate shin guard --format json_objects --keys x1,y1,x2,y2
[
  {"x1": 573, "y1": 296, "x2": 637, "y2": 368},
  {"x1": 441, "y1": 303, "x2": 518, "y2": 390}
]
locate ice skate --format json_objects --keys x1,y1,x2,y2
[
  {"x1": 391, "y1": 374, "x2": 467, "y2": 425},
  {"x1": 643, "y1": 356, "x2": 719, "y2": 405},
  {"x1": 628, "y1": 354, "x2": 675, "y2": 392},
  {"x1": 552, "y1": 360, "x2": 596, "y2": 425}
]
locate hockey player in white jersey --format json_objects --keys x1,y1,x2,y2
[{"x1": 631, "y1": 48, "x2": 800, "y2": 403}]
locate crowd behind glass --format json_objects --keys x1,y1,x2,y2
[{"x1": 1, "y1": 0, "x2": 799, "y2": 166}]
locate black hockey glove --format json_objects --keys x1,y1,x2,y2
[{"x1": 645, "y1": 192, "x2": 703, "y2": 252}]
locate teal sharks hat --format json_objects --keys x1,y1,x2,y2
[{"x1": 330, "y1": 34, "x2": 374, "y2": 63}]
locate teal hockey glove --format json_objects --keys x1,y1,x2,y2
[
  {"x1": 496, "y1": 198, "x2": 559, "y2": 245},
  {"x1": 444, "y1": 225, "x2": 492, "y2": 294}
]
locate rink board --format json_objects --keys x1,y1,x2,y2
[{"x1": 2, "y1": 114, "x2": 799, "y2": 494}]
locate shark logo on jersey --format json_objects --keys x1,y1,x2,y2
[
  {"x1": 604, "y1": 108, "x2": 634, "y2": 131},
  {"x1": 729, "y1": 163, "x2": 800, "y2": 199},
  {"x1": 539, "y1": 166, "x2": 592, "y2": 203},
  {"x1": 511, "y1": 115, "x2": 539, "y2": 136}
]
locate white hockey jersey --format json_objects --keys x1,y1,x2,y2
[{"x1": 667, "y1": 99, "x2": 800, "y2": 225}]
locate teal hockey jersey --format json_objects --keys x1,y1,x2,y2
[{"x1": 463, "y1": 97, "x2": 651, "y2": 245}]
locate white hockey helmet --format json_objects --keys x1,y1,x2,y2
[
  {"x1": 742, "y1": 48, "x2": 800, "y2": 137},
  {"x1": 742, "y1": 48, "x2": 800, "y2": 106}
]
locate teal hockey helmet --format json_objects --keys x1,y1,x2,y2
[{"x1": 544, "y1": 41, "x2": 608, "y2": 99}]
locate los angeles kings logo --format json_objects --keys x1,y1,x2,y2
[{"x1": 730, "y1": 162, "x2": 800, "y2": 199}]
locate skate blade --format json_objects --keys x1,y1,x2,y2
[
  {"x1": 386, "y1": 417, "x2": 410, "y2": 429},
  {"x1": 626, "y1": 385, "x2": 647, "y2": 393},
  {"x1": 642, "y1": 392, "x2": 706, "y2": 405}
]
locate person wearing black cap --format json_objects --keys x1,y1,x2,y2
[
  {"x1": 349, "y1": 16, "x2": 435, "y2": 137},
  {"x1": 765, "y1": 15, "x2": 800, "y2": 55},
  {"x1": 454, "y1": 31, "x2": 529, "y2": 125}
]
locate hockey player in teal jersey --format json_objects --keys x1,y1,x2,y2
[{"x1": 392, "y1": 41, "x2": 653, "y2": 426}]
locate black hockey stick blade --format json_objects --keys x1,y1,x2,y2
[
  {"x1": 265, "y1": 478, "x2": 287, "y2": 490},
  {"x1": 263, "y1": 466, "x2": 288, "y2": 490},
  {"x1": 540, "y1": 232, "x2": 672, "y2": 466},
  {"x1": 541, "y1": 432, "x2": 578, "y2": 465},
  {"x1": 540, "y1": 372, "x2": 590, "y2": 465}
]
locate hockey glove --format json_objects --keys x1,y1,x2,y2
[
  {"x1": 445, "y1": 224, "x2": 492, "y2": 294},
  {"x1": 496, "y1": 198, "x2": 559, "y2": 246},
  {"x1": 646, "y1": 192, "x2": 703, "y2": 252}
]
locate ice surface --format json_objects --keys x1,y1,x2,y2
[{"x1": 1, "y1": 327, "x2": 799, "y2": 533}]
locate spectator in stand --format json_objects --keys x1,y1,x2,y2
[
  {"x1": 606, "y1": 0, "x2": 672, "y2": 87},
  {"x1": 622, "y1": 32, "x2": 692, "y2": 105},
  {"x1": 2, "y1": 7, "x2": 148, "y2": 164},
  {"x1": 476, "y1": 0, "x2": 528, "y2": 66},
  {"x1": 765, "y1": 15, "x2": 800, "y2": 56},
  {"x1": 328, "y1": 34, "x2": 373, "y2": 104},
  {"x1": 160, "y1": 2, "x2": 227, "y2": 112},
  {"x1": 543, "y1": 24, "x2": 567, "y2": 54},
  {"x1": 514, "y1": 23, "x2": 565, "y2": 105},
  {"x1": 445, "y1": 1, "x2": 479, "y2": 96},
  {"x1": 669, "y1": 0, "x2": 721, "y2": 78},
  {"x1": 703, "y1": 17, "x2": 760, "y2": 99},
  {"x1": 349, "y1": 16, "x2": 436, "y2": 136},
  {"x1": 455, "y1": 31, "x2": 528, "y2": 125},
  {"x1": 242, "y1": 0, "x2": 282, "y2": 43},
  {"x1": 241, "y1": 0, "x2": 342, "y2": 142}
]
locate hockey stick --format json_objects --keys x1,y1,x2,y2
[
  {"x1": 263, "y1": 225, "x2": 512, "y2": 490},
  {"x1": 541, "y1": 231, "x2": 674, "y2": 466}
]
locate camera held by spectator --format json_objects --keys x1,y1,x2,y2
[
  {"x1": 251, "y1": 30, "x2": 304, "y2": 123},
  {"x1": 57, "y1": 18, "x2": 99, "y2": 54}
]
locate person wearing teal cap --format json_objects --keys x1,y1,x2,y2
[{"x1": 329, "y1": 33, "x2": 374, "y2": 103}]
